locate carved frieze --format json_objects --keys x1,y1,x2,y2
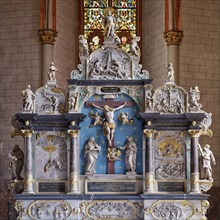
[
  {"x1": 28, "y1": 201, "x2": 71, "y2": 220},
  {"x1": 145, "y1": 200, "x2": 194, "y2": 220},
  {"x1": 80, "y1": 200, "x2": 142, "y2": 219}
]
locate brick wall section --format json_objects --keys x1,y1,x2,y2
[
  {"x1": 53, "y1": 0, "x2": 78, "y2": 90},
  {"x1": 0, "y1": 0, "x2": 41, "y2": 182},
  {"x1": 180, "y1": 0, "x2": 220, "y2": 185},
  {"x1": 142, "y1": 0, "x2": 167, "y2": 88}
]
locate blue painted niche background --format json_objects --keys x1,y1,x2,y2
[{"x1": 79, "y1": 94, "x2": 143, "y2": 174}]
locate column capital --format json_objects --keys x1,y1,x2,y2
[
  {"x1": 163, "y1": 30, "x2": 184, "y2": 45},
  {"x1": 38, "y1": 29, "x2": 58, "y2": 44},
  {"x1": 188, "y1": 129, "x2": 213, "y2": 138},
  {"x1": 21, "y1": 130, "x2": 34, "y2": 138},
  {"x1": 68, "y1": 130, "x2": 79, "y2": 138},
  {"x1": 143, "y1": 129, "x2": 154, "y2": 138}
]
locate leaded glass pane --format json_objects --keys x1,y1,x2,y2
[
  {"x1": 83, "y1": 0, "x2": 138, "y2": 48},
  {"x1": 84, "y1": 9, "x2": 105, "y2": 30},
  {"x1": 113, "y1": 0, "x2": 136, "y2": 8},
  {"x1": 115, "y1": 9, "x2": 136, "y2": 31},
  {"x1": 84, "y1": 0, "x2": 108, "y2": 8}
]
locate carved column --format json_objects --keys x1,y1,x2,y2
[
  {"x1": 189, "y1": 129, "x2": 201, "y2": 193},
  {"x1": 164, "y1": 0, "x2": 183, "y2": 84},
  {"x1": 21, "y1": 130, "x2": 34, "y2": 194},
  {"x1": 143, "y1": 129, "x2": 155, "y2": 193},
  {"x1": 68, "y1": 130, "x2": 79, "y2": 194},
  {"x1": 38, "y1": 0, "x2": 57, "y2": 85}
]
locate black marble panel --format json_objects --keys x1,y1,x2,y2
[
  {"x1": 158, "y1": 182, "x2": 184, "y2": 192},
  {"x1": 38, "y1": 182, "x2": 65, "y2": 193},
  {"x1": 87, "y1": 181, "x2": 136, "y2": 193}
]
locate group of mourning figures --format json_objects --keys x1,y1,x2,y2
[{"x1": 84, "y1": 136, "x2": 137, "y2": 174}]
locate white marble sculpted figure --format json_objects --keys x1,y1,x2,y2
[
  {"x1": 117, "y1": 137, "x2": 137, "y2": 173},
  {"x1": 22, "y1": 84, "x2": 35, "y2": 111},
  {"x1": 188, "y1": 86, "x2": 202, "y2": 111},
  {"x1": 165, "y1": 63, "x2": 175, "y2": 82},
  {"x1": 47, "y1": 62, "x2": 57, "y2": 81},
  {"x1": 79, "y1": 35, "x2": 89, "y2": 57},
  {"x1": 198, "y1": 144, "x2": 216, "y2": 181},
  {"x1": 84, "y1": 137, "x2": 101, "y2": 173},
  {"x1": 104, "y1": 10, "x2": 116, "y2": 37}
]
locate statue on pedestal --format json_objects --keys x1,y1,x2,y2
[
  {"x1": 104, "y1": 9, "x2": 116, "y2": 37},
  {"x1": 8, "y1": 144, "x2": 24, "y2": 181},
  {"x1": 47, "y1": 62, "x2": 57, "y2": 81},
  {"x1": 198, "y1": 144, "x2": 216, "y2": 181},
  {"x1": 84, "y1": 137, "x2": 101, "y2": 173},
  {"x1": 22, "y1": 84, "x2": 35, "y2": 111}
]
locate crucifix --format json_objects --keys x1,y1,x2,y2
[{"x1": 85, "y1": 98, "x2": 134, "y2": 174}]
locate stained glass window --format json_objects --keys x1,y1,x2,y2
[{"x1": 80, "y1": 0, "x2": 140, "y2": 48}]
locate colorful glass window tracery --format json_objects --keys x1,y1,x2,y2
[{"x1": 81, "y1": 0, "x2": 140, "y2": 47}]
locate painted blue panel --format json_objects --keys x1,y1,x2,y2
[{"x1": 79, "y1": 94, "x2": 143, "y2": 174}]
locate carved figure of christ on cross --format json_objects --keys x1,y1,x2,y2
[{"x1": 86, "y1": 99, "x2": 134, "y2": 174}]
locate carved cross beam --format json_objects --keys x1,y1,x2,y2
[{"x1": 85, "y1": 99, "x2": 134, "y2": 108}]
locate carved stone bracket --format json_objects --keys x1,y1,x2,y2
[
  {"x1": 38, "y1": 29, "x2": 58, "y2": 44},
  {"x1": 163, "y1": 30, "x2": 184, "y2": 45}
]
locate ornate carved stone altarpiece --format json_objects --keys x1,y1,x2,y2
[{"x1": 11, "y1": 13, "x2": 214, "y2": 220}]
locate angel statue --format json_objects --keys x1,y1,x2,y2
[{"x1": 89, "y1": 111, "x2": 104, "y2": 127}]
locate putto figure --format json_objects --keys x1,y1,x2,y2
[
  {"x1": 117, "y1": 137, "x2": 137, "y2": 173},
  {"x1": 79, "y1": 35, "x2": 89, "y2": 57},
  {"x1": 104, "y1": 9, "x2": 116, "y2": 37},
  {"x1": 165, "y1": 63, "x2": 175, "y2": 82},
  {"x1": 22, "y1": 84, "x2": 35, "y2": 111},
  {"x1": 198, "y1": 144, "x2": 216, "y2": 181},
  {"x1": 8, "y1": 144, "x2": 24, "y2": 181},
  {"x1": 91, "y1": 102, "x2": 127, "y2": 146},
  {"x1": 47, "y1": 62, "x2": 57, "y2": 81},
  {"x1": 84, "y1": 137, "x2": 101, "y2": 173},
  {"x1": 130, "y1": 36, "x2": 141, "y2": 57},
  {"x1": 188, "y1": 86, "x2": 202, "y2": 111}
]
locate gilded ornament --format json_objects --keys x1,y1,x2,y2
[
  {"x1": 38, "y1": 29, "x2": 58, "y2": 44},
  {"x1": 163, "y1": 30, "x2": 184, "y2": 45}
]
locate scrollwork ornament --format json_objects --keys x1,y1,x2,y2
[
  {"x1": 80, "y1": 200, "x2": 142, "y2": 219},
  {"x1": 195, "y1": 200, "x2": 210, "y2": 219},
  {"x1": 14, "y1": 200, "x2": 23, "y2": 220}
]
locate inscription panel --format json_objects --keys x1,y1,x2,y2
[
  {"x1": 101, "y1": 87, "x2": 121, "y2": 93},
  {"x1": 86, "y1": 181, "x2": 136, "y2": 194},
  {"x1": 158, "y1": 181, "x2": 185, "y2": 192},
  {"x1": 38, "y1": 182, "x2": 66, "y2": 193}
]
